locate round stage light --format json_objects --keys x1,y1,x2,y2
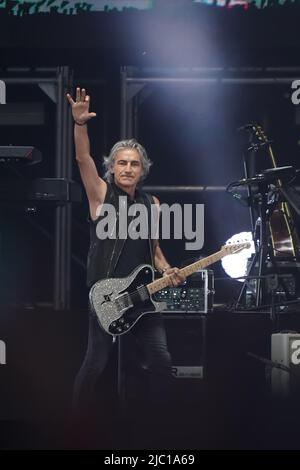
[{"x1": 221, "y1": 231, "x2": 255, "y2": 282}]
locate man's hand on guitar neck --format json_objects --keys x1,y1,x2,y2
[{"x1": 162, "y1": 267, "x2": 185, "y2": 287}]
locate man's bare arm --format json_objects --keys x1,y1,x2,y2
[
  {"x1": 67, "y1": 88, "x2": 106, "y2": 218},
  {"x1": 154, "y1": 242, "x2": 171, "y2": 275},
  {"x1": 152, "y1": 195, "x2": 185, "y2": 287}
]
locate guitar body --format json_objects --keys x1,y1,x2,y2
[
  {"x1": 270, "y1": 203, "x2": 297, "y2": 258},
  {"x1": 89, "y1": 264, "x2": 167, "y2": 336}
]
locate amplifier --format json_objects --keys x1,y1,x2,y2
[
  {"x1": 154, "y1": 269, "x2": 214, "y2": 313},
  {"x1": 0, "y1": 178, "x2": 82, "y2": 204},
  {"x1": 0, "y1": 146, "x2": 42, "y2": 164},
  {"x1": 271, "y1": 332, "x2": 300, "y2": 397},
  {"x1": 245, "y1": 260, "x2": 300, "y2": 310}
]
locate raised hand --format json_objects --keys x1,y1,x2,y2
[{"x1": 66, "y1": 87, "x2": 97, "y2": 125}]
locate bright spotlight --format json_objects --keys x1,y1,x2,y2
[{"x1": 221, "y1": 232, "x2": 255, "y2": 282}]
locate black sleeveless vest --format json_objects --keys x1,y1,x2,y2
[{"x1": 86, "y1": 182, "x2": 156, "y2": 287}]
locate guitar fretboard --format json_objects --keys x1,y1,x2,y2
[{"x1": 147, "y1": 249, "x2": 225, "y2": 295}]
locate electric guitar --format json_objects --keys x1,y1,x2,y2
[{"x1": 89, "y1": 242, "x2": 250, "y2": 336}]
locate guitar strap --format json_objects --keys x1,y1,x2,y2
[{"x1": 143, "y1": 192, "x2": 156, "y2": 271}]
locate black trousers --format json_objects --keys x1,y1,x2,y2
[{"x1": 72, "y1": 309, "x2": 173, "y2": 419}]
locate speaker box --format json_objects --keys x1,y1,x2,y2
[
  {"x1": 163, "y1": 314, "x2": 207, "y2": 380},
  {"x1": 271, "y1": 332, "x2": 300, "y2": 397}
]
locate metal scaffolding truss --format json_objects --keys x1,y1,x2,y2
[
  {"x1": 0, "y1": 66, "x2": 73, "y2": 310},
  {"x1": 120, "y1": 65, "x2": 300, "y2": 193}
]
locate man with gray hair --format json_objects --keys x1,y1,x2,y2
[{"x1": 67, "y1": 88, "x2": 184, "y2": 447}]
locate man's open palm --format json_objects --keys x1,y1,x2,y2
[{"x1": 66, "y1": 87, "x2": 97, "y2": 125}]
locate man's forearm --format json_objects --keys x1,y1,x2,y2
[
  {"x1": 74, "y1": 123, "x2": 91, "y2": 161},
  {"x1": 154, "y1": 245, "x2": 171, "y2": 274},
  {"x1": 154, "y1": 245, "x2": 186, "y2": 286}
]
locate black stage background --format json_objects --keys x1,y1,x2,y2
[
  {"x1": 1, "y1": 3, "x2": 300, "y2": 449},
  {"x1": 1, "y1": 307, "x2": 300, "y2": 449}
]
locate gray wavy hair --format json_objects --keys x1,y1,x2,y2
[{"x1": 103, "y1": 139, "x2": 152, "y2": 183}]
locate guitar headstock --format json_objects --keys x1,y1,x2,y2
[
  {"x1": 252, "y1": 124, "x2": 268, "y2": 145},
  {"x1": 221, "y1": 242, "x2": 251, "y2": 255},
  {"x1": 243, "y1": 123, "x2": 271, "y2": 150}
]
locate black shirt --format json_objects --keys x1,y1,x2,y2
[{"x1": 87, "y1": 181, "x2": 154, "y2": 286}]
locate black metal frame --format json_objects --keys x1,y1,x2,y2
[{"x1": 0, "y1": 67, "x2": 73, "y2": 310}]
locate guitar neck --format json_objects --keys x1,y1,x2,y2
[
  {"x1": 268, "y1": 144, "x2": 277, "y2": 170},
  {"x1": 147, "y1": 249, "x2": 224, "y2": 295}
]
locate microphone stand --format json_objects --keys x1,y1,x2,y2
[
  {"x1": 243, "y1": 129, "x2": 258, "y2": 236},
  {"x1": 235, "y1": 127, "x2": 264, "y2": 305},
  {"x1": 242, "y1": 151, "x2": 256, "y2": 235},
  {"x1": 236, "y1": 180, "x2": 272, "y2": 309}
]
